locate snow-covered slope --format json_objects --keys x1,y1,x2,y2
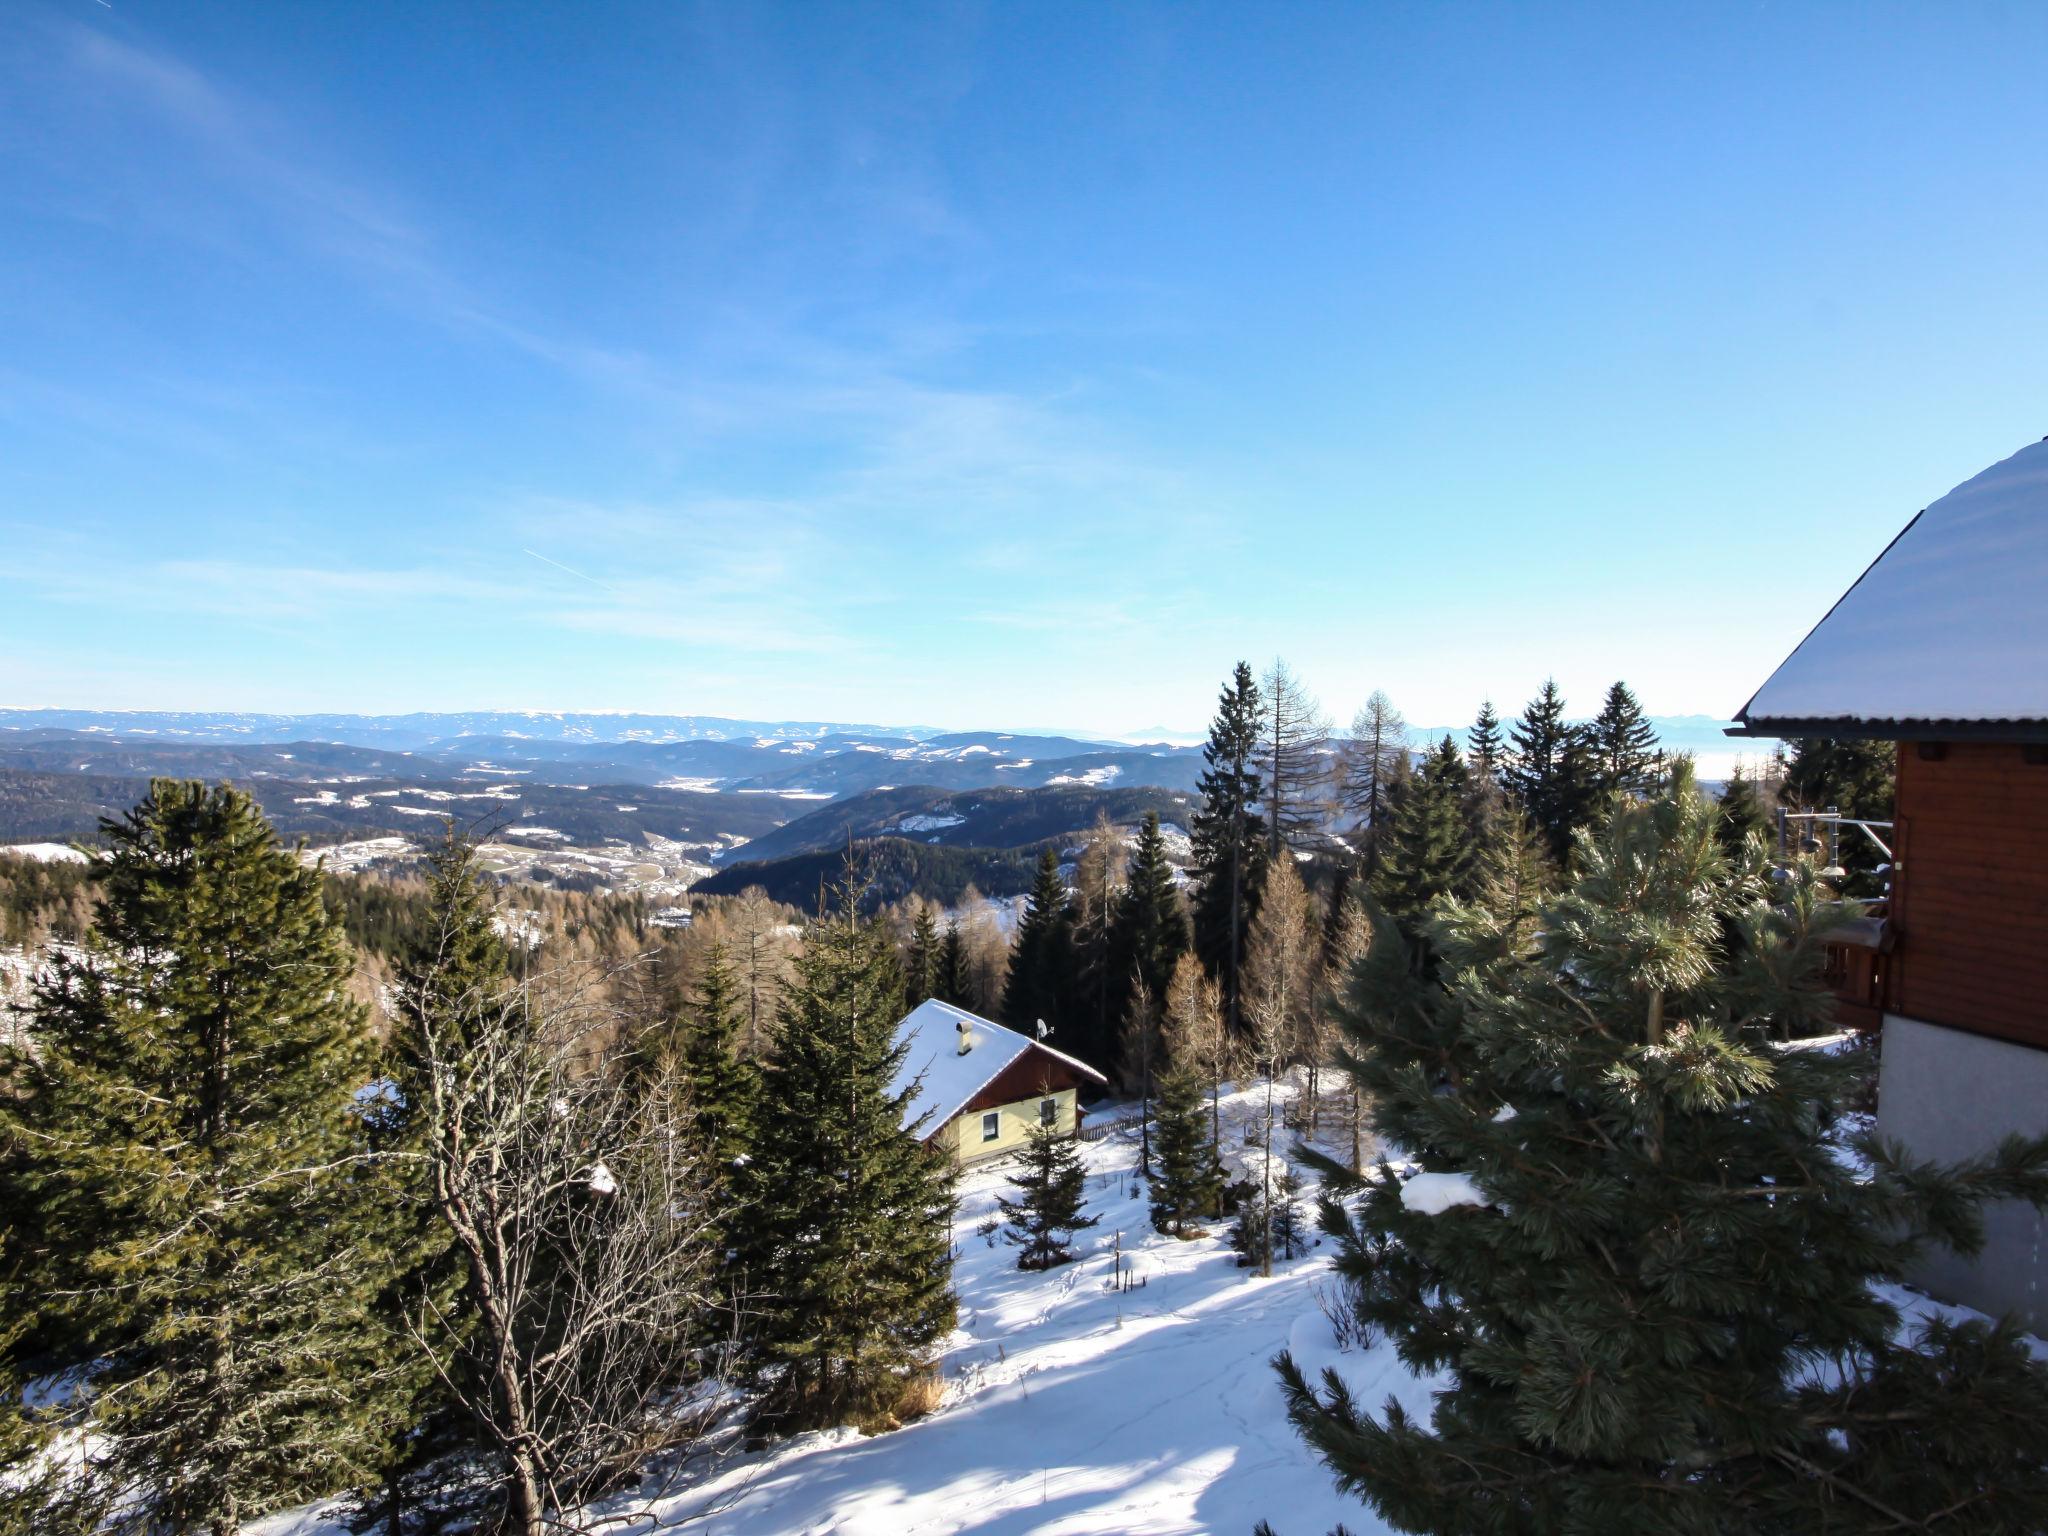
[
  {"x1": 249, "y1": 1080, "x2": 2044, "y2": 1536},
  {"x1": 256, "y1": 1083, "x2": 1429, "y2": 1536}
]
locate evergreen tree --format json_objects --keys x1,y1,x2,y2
[
  {"x1": 1109, "y1": 811, "x2": 1188, "y2": 1030},
  {"x1": 748, "y1": 878, "x2": 956, "y2": 1432},
  {"x1": 1784, "y1": 737, "x2": 1897, "y2": 896},
  {"x1": 1471, "y1": 800, "x2": 1553, "y2": 950},
  {"x1": 1190, "y1": 662, "x2": 1268, "y2": 1032},
  {"x1": 1277, "y1": 766, "x2": 2048, "y2": 1536},
  {"x1": 348, "y1": 830, "x2": 513, "y2": 1534},
  {"x1": 1588, "y1": 679, "x2": 1663, "y2": 796},
  {"x1": 1001, "y1": 848, "x2": 1077, "y2": 1042},
  {"x1": 1069, "y1": 813, "x2": 1128, "y2": 1068},
  {"x1": 1717, "y1": 761, "x2": 1772, "y2": 862},
  {"x1": 11, "y1": 782, "x2": 392, "y2": 1535},
  {"x1": 1506, "y1": 680, "x2": 1599, "y2": 868},
  {"x1": 996, "y1": 1111, "x2": 1099, "y2": 1271},
  {"x1": 1467, "y1": 700, "x2": 1505, "y2": 787},
  {"x1": 1233, "y1": 1168, "x2": 1309, "y2": 1268},
  {"x1": 937, "y1": 918, "x2": 972, "y2": 1009},
  {"x1": 904, "y1": 903, "x2": 943, "y2": 1006},
  {"x1": 1371, "y1": 736, "x2": 1476, "y2": 938},
  {"x1": 1147, "y1": 1054, "x2": 1226, "y2": 1239},
  {"x1": 679, "y1": 941, "x2": 762, "y2": 1192},
  {"x1": 1341, "y1": 691, "x2": 1410, "y2": 875}
]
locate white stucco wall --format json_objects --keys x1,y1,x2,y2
[{"x1": 1877, "y1": 1013, "x2": 2048, "y2": 1332}]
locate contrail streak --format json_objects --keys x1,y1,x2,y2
[{"x1": 521, "y1": 547, "x2": 622, "y2": 596}]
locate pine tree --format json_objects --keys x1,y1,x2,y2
[
  {"x1": 1471, "y1": 800, "x2": 1553, "y2": 950},
  {"x1": 1371, "y1": 736, "x2": 1477, "y2": 938},
  {"x1": 1070, "y1": 812, "x2": 1128, "y2": 1068},
  {"x1": 1467, "y1": 700, "x2": 1506, "y2": 787},
  {"x1": 1506, "y1": 680, "x2": 1598, "y2": 868},
  {"x1": 904, "y1": 903, "x2": 943, "y2": 1006},
  {"x1": 1341, "y1": 691, "x2": 1410, "y2": 875},
  {"x1": 679, "y1": 940, "x2": 762, "y2": 1192},
  {"x1": 1233, "y1": 1168, "x2": 1309, "y2": 1268},
  {"x1": 937, "y1": 918, "x2": 972, "y2": 1009},
  {"x1": 1588, "y1": 679, "x2": 1663, "y2": 796},
  {"x1": 11, "y1": 782, "x2": 392, "y2": 1536},
  {"x1": 1717, "y1": 761, "x2": 1772, "y2": 862},
  {"x1": 1147, "y1": 1054, "x2": 1225, "y2": 1239},
  {"x1": 996, "y1": 1111, "x2": 1099, "y2": 1271},
  {"x1": 748, "y1": 877, "x2": 956, "y2": 1432},
  {"x1": 1277, "y1": 766, "x2": 2048, "y2": 1535},
  {"x1": 1190, "y1": 662, "x2": 1268, "y2": 1032},
  {"x1": 1001, "y1": 848, "x2": 1076, "y2": 1043},
  {"x1": 1109, "y1": 811, "x2": 1188, "y2": 1031}
]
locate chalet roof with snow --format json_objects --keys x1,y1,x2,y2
[
  {"x1": 1731, "y1": 437, "x2": 2048, "y2": 742},
  {"x1": 889, "y1": 999, "x2": 1107, "y2": 1139}
]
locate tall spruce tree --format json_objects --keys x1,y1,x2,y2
[
  {"x1": 1506, "y1": 680, "x2": 1598, "y2": 868},
  {"x1": 937, "y1": 918, "x2": 972, "y2": 1010},
  {"x1": 1716, "y1": 761, "x2": 1772, "y2": 862},
  {"x1": 747, "y1": 878, "x2": 956, "y2": 1432},
  {"x1": 1467, "y1": 700, "x2": 1506, "y2": 788},
  {"x1": 1277, "y1": 766, "x2": 2048, "y2": 1536},
  {"x1": 1148, "y1": 1054, "x2": 1226, "y2": 1239},
  {"x1": 1070, "y1": 812, "x2": 1129, "y2": 1068},
  {"x1": 1109, "y1": 812, "x2": 1188, "y2": 1031},
  {"x1": 1588, "y1": 679, "x2": 1663, "y2": 796},
  {"x1": 679, "y1": 941, "x2": 762, "y2": 1196},
  {"x1": 1341, "y1": 691, "x2": 1411, "y2": 875},
  {"x1": 1372, "y1": 737, "x2": 1477, "y2": 938},
  {"x1": 1001, "y1": 848, "x2": 1077, "y2": 1043},
  {"x1": 996, "y1": 1112, "x2": 1099, "y2": 1271},
  {"x1": 1191, "y1": 662, "x2": 1268, "y2": 1032},
  {"x1": 903, "y1": 903, "x2": 943, "y2": 1007},
  {"x1": 11, "y1": 782, "x2": 392, "y2": 1536}
]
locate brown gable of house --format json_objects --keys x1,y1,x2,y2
[{"x1": 959, "y1": 1044, "x2": 1093, "y2": 1116}]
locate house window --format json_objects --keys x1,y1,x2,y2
[
  {"x1": 981, "y1": 1111, "x2": 1001, "y2": 1142},
  {"x1": 1040, "y1": 1097, "x2": 1059, "y2": 1126}
]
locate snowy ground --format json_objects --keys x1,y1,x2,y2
[
  {"x1": 256, "y1": 1082, "x2": 1422, "y2": 1536},
  {"x1": 242, "y1": 1076, "x2": 2047, "y2": 1536}
]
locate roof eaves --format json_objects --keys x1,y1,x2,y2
[{"x1": 1727, "y1": 716, "x2": 2048, "y2": 744}]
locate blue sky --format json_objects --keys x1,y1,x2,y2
[{"x1": 4, "y1": 1, "x2": 2046, "y2": 737}]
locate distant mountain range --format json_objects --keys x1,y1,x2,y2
[{"x1": 0, "y1": 709, "x2": 1774, "y2": 902}]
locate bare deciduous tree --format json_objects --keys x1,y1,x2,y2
[
  {"x1": 405, "y1": 963, "x2": 737, "y2": 1536},
  {"x1": 726, "y1": 886, "x2": 792, "y2": 1059},
  {"x1": 1243, "y1": 856, "x2": 1321, "y2": 1279},
  {"x1": 1259, "y1": 659, "x2": 1333, "y2": 861},
  {"x1": 1161, "y1": 951, "x2": 1230, "y2": 1151}
]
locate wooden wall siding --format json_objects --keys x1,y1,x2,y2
[
  {"x1": 1892, "y1": 742, "x2": 2048, "y2": 1051},
  {"x1": 960, "y1": 1049, "x2": 1091, "y2": 1117}
]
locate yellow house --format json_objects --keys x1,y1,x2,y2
[{"x1": 890, "y1": 999, "x2": 1107, "y2": 1163}]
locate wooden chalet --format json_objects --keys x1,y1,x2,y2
[
  {"x1": 1731, "y1": 436, "x2": 2048, "y2": 1328},
  {"x1": 889, "y1": 998, "x2": 1108, "y2": 1163}
]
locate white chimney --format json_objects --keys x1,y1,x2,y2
[{"x1": 956, "y1": 1019, "x2": 975, "y2": 1055}]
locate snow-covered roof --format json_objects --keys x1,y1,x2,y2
[
  {"x1": 889, "y1": 998, "x2": 1107, "y2": 1140},
  {"x1": 1734, "y1": 438, "x2": 2048, "y2": 738}
]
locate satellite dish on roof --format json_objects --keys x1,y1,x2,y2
[{"x1": 1035, "y1": 1018, "x2": 1050, "y2": 1040}]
